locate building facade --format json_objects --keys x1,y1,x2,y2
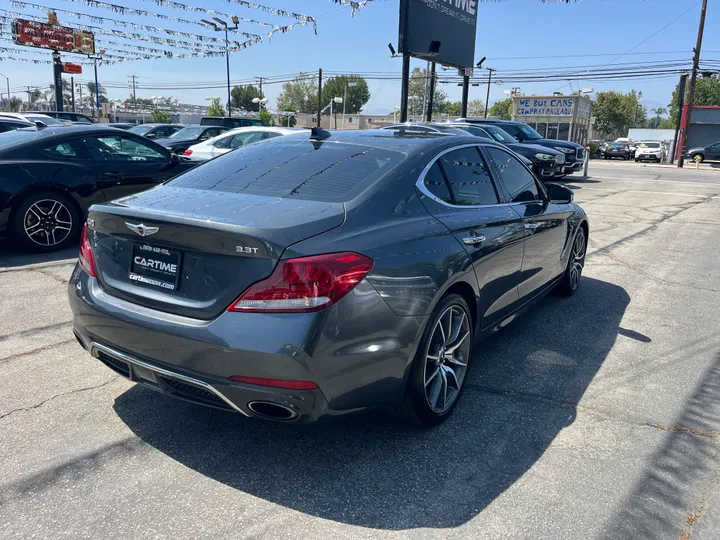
[{"x1": 512, "y1": 95, "x2": 592, "y2": 145}]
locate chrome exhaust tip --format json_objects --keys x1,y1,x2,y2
[{"x1": 247, "y1": 401, "x2": 298, "y2": 421}]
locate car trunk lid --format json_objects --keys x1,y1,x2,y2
[{"x1": 88, "y1": 186, "x2": 345, "y2": 320}]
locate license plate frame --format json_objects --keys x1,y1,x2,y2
[{"x1": 129, "y1": 243, "x2": 182, "y2": 292}]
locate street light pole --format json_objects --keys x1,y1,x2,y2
[
  {"x1": 341, "y1": 80, "x2": 357, "y2": 130},
  {"x1": 485, "y1": 68, "x2": 495, "y2": 119},
  {"x1": 202, "y1": 17, "x2": 239, "y2": 117}
]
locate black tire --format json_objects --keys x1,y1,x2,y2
[
  {"x1": 9, "y1": 191, "x2": 81, "y2": 252},
  {"x1": 554, "y1": 226, "x2": 587, "y2": 297},
  {"x1": 635, "y1": 158, "x2": 639, "y2": 162},
  {"x1": 393, "y1": 294, "x2": 474, "y2": 426}
]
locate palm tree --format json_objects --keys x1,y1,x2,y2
[{"x1": 46, "y1": 80, "x2": 73, "y2": 110}]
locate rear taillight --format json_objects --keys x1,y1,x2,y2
[
  {"x1": 228, "y1": 252, "x2": 373, "y2": 313},
  {"x1": 78, "y1": 223, "x2": 96, "y2": 277},
  {"x1": 183, "y1": 149, "x2": 193, "y2": 156}
]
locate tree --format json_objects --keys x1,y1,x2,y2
[
  {"x1": 151, "y1": 108, "x2": 170, "y2": 123},
  {"x1": 592, "y1": 90, "x2": 647, "y2": 139},
  {"x1": 124, "y1": 97, "x2": 153, "y2": 107},
  {"x1": 442, "y1": 101, "x2": 462, "y2": 116},
  {"x1": 206, "y1": 97, "x2": 225, "y2": 117},
  {"x1": 231, "y1": 85, "x2": 261, "y2": 111},
  {"x1": 46, "y1": 80, "x2": 72, "y2": 109},
  {"x1": 321, "y1": 75, "x2": 370, "y2": 114},
  {"x1": 276, "y1": 72, "x2": 317, "y2": 114},
  {"x1": 408, "y1": 67, "x2": 447, "y2": 116},
  {"x1": 468, "y1": 99, "x2": 485, "y2": 118},
  {"x1": 1, "y1": 96, "x2": 23, "y2": 112},
  {"x1": 277, "y1": 109, "x2": 297, "y2": 127},
  {"x1": 647, "y1": 107, "x2": 669, "y2": 129},
  {"x1": 258, "y1": 109, "x2": 274, "y2": 126},
  {"x1": 489, "y1": 98, "x2": 513, "y2": 120},
  {"x1": 668, "y1": 74, "x2": 720, "y2": 126}
]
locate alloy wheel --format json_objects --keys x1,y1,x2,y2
[
  {"x1": 569, "y1": 230, "x2": 586, "y2": 291},
  {"x1": 424, "y1": 305, "x2": 471, "y2": 414},
  {"x1": 23, "y1": 199, "x2": 73, "y2": 247}
]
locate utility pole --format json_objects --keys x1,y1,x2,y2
[
  {"x1": 256, "y1": 76, "x2": 263, "y2": 99},
  {"x1": 316, "y1": 68, "x2": 322, "y2": 128},
  {"x1": 670, "y1": 73, "x2": 688, "y2": 165},
  {"x1": 129, "y1": 75, "x2": 137, "y2": 109},
  {"x1": 678, "y1": 0, "x2": 708, "y2": 168},
  {"x1": 484, "y1": 68, "x2": 495, "y2": 118},
  {"x1": 426, "y1": 62, "x2": 436, "y2": 122},
  {"x1": 71, "y1": 76, "x2": 75, "y2": 112},
  {"x1": 77, "y1": 83, "x2": 83, "y2": 110}
]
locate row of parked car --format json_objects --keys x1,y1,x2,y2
[{"x1": 596, "y1": 139, "x2": 666, "y2": 162}]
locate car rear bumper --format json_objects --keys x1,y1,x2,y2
[{"x1": 68, "y1": 265, "x2": 422, "y2": 423}]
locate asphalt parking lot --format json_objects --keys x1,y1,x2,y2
[{"x1": 1, "y1": 160, "x2": 719, "y2": 539}]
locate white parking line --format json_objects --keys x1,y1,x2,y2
[
  {"x1": 578, "y1": 187, "x2": 720, "y2": 198},
  {"x1": 588, "y1": 175, "x2": 720, "y2": 187}
]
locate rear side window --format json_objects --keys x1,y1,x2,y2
[
  {"x1": 437, "y1": 147, "x2": 498, "y2": 206},
  {"x1": 170, "y1": 139, "x2": 405, "y2": 203},
  {"x1": 423, "y1": 162, "x2": 452, "y2": 203},
  {"x1": 486, "y1": 147, "x2": 540, "y2": 203},
  {"x1": 44, "y1": 142, "x2": 78, "y2": 158}
]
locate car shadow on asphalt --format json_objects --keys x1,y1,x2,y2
[
  {"x1": 113, "y1": 276, "x2": 630, "y2": 530},
  {"x1": 0, "y1": 241, "x2": 78, "y2": 269}
]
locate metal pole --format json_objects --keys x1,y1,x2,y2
[
  {"x1": 342, "y1": 83, "x2": 347, "y2": 130},
  {"x1": 330, "y1": 99, "x2": 333, "y2": 129},
  {"x1": 670, "y1": 73, "x2": 688, "y2": 165},
  {"x1": 53, "y1": 51, "x2": 63, "y2": 112},
  {"x1": 422, "y1": 60, "x2": 429, "y2": 120},
  {"x1": 399, "y1": 54, "x2": 410, "y2": 122},
  {"x1": 426, "y1": 62, "x2": 436, "y2": 122},
  {"x1": 71, "y1": 76, "x2": 75, "y2": 112},
  {"x1": 678, "y1": 0, "x2": 707, "y2": 168},
  {"x1": 225, "y1": 27, "x2": 231, "y2": 117},
  {"x1": 94, "y1": 59, "x2": 100, "y2": 116},
  {"x1": 316, "y1": 68, "x2": 322, "y2": 128},
  {"x1": 484, "y1": 68, "x2": 494, "y2": 118},
  {"x1": 461, "y1": 73, "x2": 469, "y2": 118}
]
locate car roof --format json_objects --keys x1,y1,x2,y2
[{"x1": 221, "y1": 126, "x2": 304, "y2": 135}]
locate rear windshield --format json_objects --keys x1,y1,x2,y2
[
  {"x1": 27, "y1": 115, "x2": 64, "y2": 125},
  {"x1": 170, "y1": 138, "x2": 406, "y2": 203},
  {"x1": 129, "y1": 125, "x2": 153, "y2": 135}
]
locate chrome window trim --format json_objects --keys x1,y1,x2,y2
[
  {"x1": 89, "y1": 341, "x2": 250, "y2": 417},
  {"x1": 415, "y1": 143, "x2": 510, "y2": 210}
]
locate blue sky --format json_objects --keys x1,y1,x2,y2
[{"x1": 1, "y1": 0, "x2": 717, "y2": 114}]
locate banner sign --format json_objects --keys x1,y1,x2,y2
[
  {"x1": 63, "y1": 62, "x2": 82, "y2": 74},
  {"x1": 516, "y1": 98, "x2": 574, "y2": 117},
  {"x1": 12, "y1": 18, "x2": 95, "y2": 54},
  {"x1": 399, "y1": 0, "x2": 479, "y2": 69}
]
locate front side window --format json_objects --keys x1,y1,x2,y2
[
  {"x1": 212, "y1": 135, "x2": 233, "y2": 148},
  {"x1": 486, "y1": 147, "x2": 540, "y2": 203},
  {"x1": 437, "y1": 147, "x2": 498, "y2": 206},
  {"x1": 84, "y1": 135, "x2": 167, "y2": 162}
]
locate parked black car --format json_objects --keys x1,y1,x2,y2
[
  {"x1": 200, "y1": 116, "x2": 265, "y2": 129},
  {"x1": 455, "y1": 119, "x2": 585, "y2": 174},
  {"x1": 448, "y1": 123, "x2": 566, "y2": 180},
  {"x1": 686, "y1": 140, "x2": 720, "y2": 163},
  {"x1": 27, "y1": 111, "x2": 95, "y2": 124},
  {"x1": 108, "y1": 123, "x2": 136, "y2": 130},
  {"x1": 128, "y1": 123, "x2": 184, "y2": 140},
  {"x1": 603, "y1": 143, "x2": 631, "y2": 160},
  {"x1": 0, "y1": 125, "x2": 197, "y2": 252},
  {"x1": 152, "y1": 124, "x2": 230, "y2": 155},
  {"x1": 69, "y1": 129, "x2": 588, "y2": 425}
]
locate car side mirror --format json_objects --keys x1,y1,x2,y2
[
  {"x1": 199, "y1": 137, "x2": 208, "y2": 141},
  {"x1": 546, "y1": 183, "x2": 574, "y2": 203},
  {"x1": 35, "y1": 121, "x2": 46, "y2": 129}
]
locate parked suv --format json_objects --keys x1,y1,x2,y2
[
  {"x1": 635, "y1": 141, "x2": 664, "y2": 162},
  {"x1": 455, "y1": 119, "x2": 585, "y2": 174},
  {"x1": 200, "y1": 116, "x2": 265, "y2": 129}
]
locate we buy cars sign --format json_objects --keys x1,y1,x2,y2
[{"x1": 12, "y1": 19, "x2": 95, "y2": 55}]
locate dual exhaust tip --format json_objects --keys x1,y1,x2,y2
[{"x1": 247, "y1": 400, "x2": 298, "y2": 421}]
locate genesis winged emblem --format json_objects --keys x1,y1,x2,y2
[{"x1": 125, "y1": 222, "x2": 159, "y2": 237}]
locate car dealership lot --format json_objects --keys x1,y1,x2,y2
[{"x1": 1, "y1": 161, "x2": 719, "y2": 539}]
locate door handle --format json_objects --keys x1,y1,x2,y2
[
  {"x1": 463, "y1": 235, "x2": 486, "y2": 245},
  {"x1": 524, "y1": 222, "x2": 539, "y2": 230},
  {"x1": 103, "y1": 171, "x2": 125, "y2": 179}
]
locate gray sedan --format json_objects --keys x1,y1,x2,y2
[{"x1": 69, "y1": 129, "x2": 588, "y2": 426}]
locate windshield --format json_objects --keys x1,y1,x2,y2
[
  {"x1": 26, "y1": 115, "x2": 63, "y2": 126},
  {"x1": 641, "y1": 142, "x2": 661, "y2": 148},
  {"x1": 170, "y1": 138, "x2": 406, "y2": 203},
  {"x1": 482, "y1": 125, "x2": 517, "y2": 143},
  {"x1": 495, "y1": 123, "x2": 542, "y2": 141},
  {"x1": 169, "y1": 127, "x2": 205, "y2": 140},
  {"x1": 129, "y1": 125, "x2": 153, "y2": 135},
  {"x1": 0, "y1": 129, "x2": 45, "y2": 150}
]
